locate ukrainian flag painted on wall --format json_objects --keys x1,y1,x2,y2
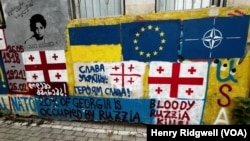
[{"x1": 68, "y1": 24, "x2": 122, "y2": 62}]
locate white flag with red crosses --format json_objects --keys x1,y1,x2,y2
[
  {"x1": 73, "y1": 61, "x2": 146, "y2": 98},
  {"x1": 107, "y1": 61, "x2": 146, "y2": 90},
  {"x1": 22, "y1": 50, "x2": 68, "y2": 82},
  {"x1": 148, "y1": 61, "x2": 208, "y2": 99}
]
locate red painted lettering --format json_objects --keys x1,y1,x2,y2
[{"x1": 218, "y1": 84, "x2": 231, "y2": 107}]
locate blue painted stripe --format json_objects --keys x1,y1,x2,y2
[{"x1": 69, "y1": 24, "x2": 120, "y2": 45}]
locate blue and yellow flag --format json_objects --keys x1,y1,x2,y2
[
  {"x1": 68, "y1": 24, "x2": 122, "y2": 62},
  {"x1": 121, "y1": 20, "x2": 181, "y2": 62}
]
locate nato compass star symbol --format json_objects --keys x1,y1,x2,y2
[{"x1": 202, "y1": 28, "x2": 223, "y2": 49}]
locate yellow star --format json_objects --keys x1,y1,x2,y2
[
  {"x1": 148, "y1": 25, "x2": 153, "y2": 30},
  {"x1": 139, "y1": 51, "x2": 144, "y2": 56},
  {"x1": 135, "y1": 46, "x2": 139, "y2": 50},
  {"x1": 159, "y1": 46, "x2": 163, "y2": 51},
  {"x1": 155, "y1": 26, "x2": 159, "y2": 31},
  {"x1": 146, "y1": 53, "x2": 151, "y2": 58},
  {"x1": 135, "y1": 32, "x2": 140, "y2": 37},
  {"x1": 133, "y1": 39, "x2": 138, "y2": 44},
  {"x1": 141, "y1": 27, "x2": 145, "y2": 32},
  {"x1": 161, "y1": 39, "x2": 166, "y2": 44},
  {"x1": 160, "y1": 32, "x2": 165, "y2": 37},
  {"x1": 153, "y1": 51, "x2": 158, "y2": 56}
]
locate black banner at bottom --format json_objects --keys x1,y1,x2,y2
[{"x1": 147, "y1": 125, "x2": 249, "y2": 140}]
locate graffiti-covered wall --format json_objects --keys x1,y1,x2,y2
[
  {"x1": 0, "y1": 0, "x2": 250, "y2": 125},
  {"x1": 1, "y1": 0, "x2": 69, "y2": 95}
]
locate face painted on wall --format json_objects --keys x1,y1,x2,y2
[{"x1": 34, "y1": 22, "x2": 45, "y2": 40}]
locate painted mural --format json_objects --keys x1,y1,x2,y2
[
  {"x1": 2, "y1": 0, "x2": 69, "y2": 51},
  {"x1": 0, "y1": 0, "x2": 249, "y2": 125},
  {"x1": 74, "y1": 61, "x2": 146, "y2": 98},
  {"x1": 1, "y1": 0, "x2": 69, "y2": 94}
]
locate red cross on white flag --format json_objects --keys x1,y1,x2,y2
[
  {"x1": 148, "y1": 61, "x2": 208, "y2": 99},
  {"x1": 73, "y1": 61, "x2": 146, "y2": 98},
  {"x1": 22, "y1": 50, "x2": 68, "y2": 82},
  {"x1": 108, "y1": 61, "x2": 145, "y2": 90}
]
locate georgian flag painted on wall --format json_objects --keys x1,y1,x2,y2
[
  {"x1": 148, "y1": 61, "x2": 208, "y2": 99},
  {"x1": 73, "y1": 61, "x2": 146, "y2": 98},
  {"x1": 108, "y1": 61, "x2": 146, "y2": 90},
  {"x1": 22, "y1": 50, "x2": 68, "y2": 82}
]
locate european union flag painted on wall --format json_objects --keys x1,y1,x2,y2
[
  {"x1": 121, "y1": 20, "x2": 180, "y2": 62},
  {"x1": 181, "y1": 16, "x2": 249, "y2": 59},
  {"x1": 69, "y1": 24, "x2": 120, "y2": 45}
]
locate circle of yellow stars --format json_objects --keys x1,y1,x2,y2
[{"x1": 133, "y1": 25, "x2": 166, "y2": 58}]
